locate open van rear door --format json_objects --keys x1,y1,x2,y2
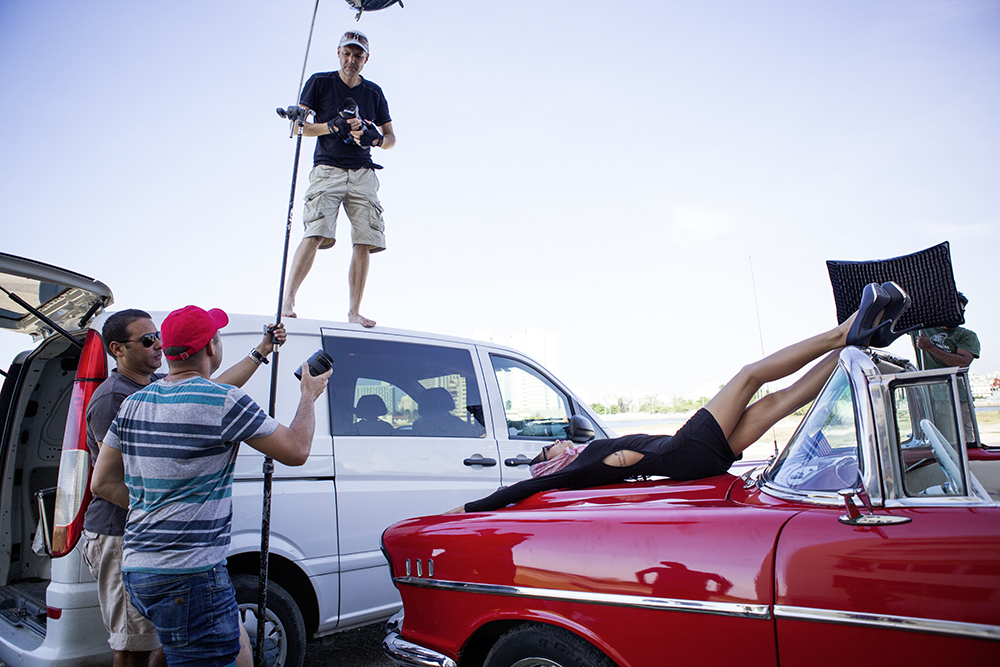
[
  {"x1": 0, "y1": 252, "x2": 113, "y2": 556},
  {"x1": 0, "y1": 252, "x2": 112, "y2": 342}
]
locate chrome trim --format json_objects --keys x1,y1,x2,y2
[
  {"x1": 756, "y1": 482, "x2": 845, "y2": 507},
  {"x1": 845, "y1": 348, "x2": 884, "y2": 506},
  {"x1": 382, "y1": 631, "x2": 457, "y2": 667},
  {"x1": 386, "y1": 609, "x2": 404, "y2": 634},
  {"x1": 883, "y1": 495, "x2": 994, "y2": 508},
  {"x1": 394, "y1": 576, "x2": 770, "y2": 619},
  {"x1": 838, "y1": 512, "x2": 911, "y2": 526},
  {"x1": 775, "y1": 605, "x2": 1000, "y2": 642}
]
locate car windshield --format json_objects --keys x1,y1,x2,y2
[{"x1": 766, "y1": 365, "x2": 861, "y2": 492}]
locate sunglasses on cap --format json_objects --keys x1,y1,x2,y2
[
  {"x1": 122, "y1": 331, "x2": 161, "y2": 348},
  {"x1": 340, "y1": 31, "x2": 369, "y2": 52},
  {"x1": 344, "y1": 31, "x2": 368, "y2": 45}
]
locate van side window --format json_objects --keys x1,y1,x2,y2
[
  {"x1": 491, "y1": 355, "x2": 572, "y2": 440},
  {"x1": 324, "y1": 336, "x2": 485, "y2": 437}
]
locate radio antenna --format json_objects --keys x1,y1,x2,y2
[{"x1": 749, "y1": 256, "x2": 779, "y2": 457}]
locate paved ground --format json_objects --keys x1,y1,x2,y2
[
  {"x1": 0, "y1": 624, "x2": 393, "y2": 667},
  {"x1": 304, "y1": 622, "x2": 394, "y2": 667}
]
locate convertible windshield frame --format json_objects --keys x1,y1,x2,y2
[{"x1": 762, "y1": 363, "x2": 862, "y2": 504}]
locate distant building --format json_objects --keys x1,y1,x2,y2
[
  {"x1": 970, "y1": 372, "x2": 1000, "y2": 400},
  {"x1": 474, "y1": 327, "x2": 559, "y2": 372},
  {"x1": 474, "y1": 328, "x2": 562, "y2": 417}
]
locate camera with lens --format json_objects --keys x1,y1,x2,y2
[
  {"x1": 335, "y1": 98, "x2": 360, "y2": 144},
  {"x1": 294, "y1": 349, "x2": 334, "y2": 380}
]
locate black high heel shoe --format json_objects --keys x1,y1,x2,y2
[
  {"x1": 846, "y1": 283, "x2": 891, "y2": 347},
  {"x1": 869, "y1": 281, "x2": 912, "y2": 347}
]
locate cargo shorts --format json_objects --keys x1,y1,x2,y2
[
  {"x1": 302, "y1": 165, "x2": 386, "y2": 252},
  {"x1": 81, "y1": 531, "x2": 161, "y2": 652}
]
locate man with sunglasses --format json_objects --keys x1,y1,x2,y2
[
  {"x1": 82, "y1": 309, "x2": 284, "y2": 667},
  {"x1": 282, "y1": 29, "x2": 395, "y2": 328}
]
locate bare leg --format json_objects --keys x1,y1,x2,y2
[
  {"x1": 235, "y1": 622, "x2": 252, "y2": 667},
  {"x1": 704, "y1": 313, "x2": 856, "y2": 452},
  {"x1": 282, "y1": 236, "x2": 325, "y2": 318},
  {"x1": 348, "y1": 244, "x2": 375, "y2": 328},
  {"x1": 726, "y1": 351, "x2": 840, "y2": 454},
  {"x1": 111, "y1": 650, "x2": 152, "y2": 667},
  {"x1": 148, "y1": 647, "x2": 166, "y2": 667}
]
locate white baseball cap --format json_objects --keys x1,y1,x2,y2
[{"x1": 339, "y1": 30, "x2": 370, "y2": 54}]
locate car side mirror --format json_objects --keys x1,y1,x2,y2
[{"x1": 568, "y1": 415, "x2": 595, "y2": 443}]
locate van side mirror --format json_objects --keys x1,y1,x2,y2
[{"x1": 568, "y1": 415, "x2": 595, "y2": 443}]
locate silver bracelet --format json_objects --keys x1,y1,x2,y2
[{"x1": 248, "y1": 349, "x2": 269, "y2": 366}]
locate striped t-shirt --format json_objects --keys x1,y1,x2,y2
[{"x1": 104, "y1": 377, "x2": 278, "y2": 574}]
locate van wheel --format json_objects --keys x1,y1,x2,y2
[
  {"x1": 484, "y1": 623, "x2": 614, "y2": 667},
  {"x1": 232, "y1": 574, "x2": 307, "y2": 667}
]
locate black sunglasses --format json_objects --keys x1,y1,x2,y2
[{"x1": 122, "y1": 331, "x2": 161, "y2": 348}]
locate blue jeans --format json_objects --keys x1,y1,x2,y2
[{"x1": 123, "y1": 563, "x2": 241, "y2": 667}]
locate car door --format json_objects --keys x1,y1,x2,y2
[
  {"x1": 480, "y1": 349, "x2": 612, "y2": 487},
  {"x1": 322, "y1": 330, "x2": 499, "y2": 628},
  {"x1": 773, "y1": 371, "x2": 1000, "y2": 665}
]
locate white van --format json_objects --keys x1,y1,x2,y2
[{"x1": 0, "y1": 252, "x2": 612, "y2": 667}]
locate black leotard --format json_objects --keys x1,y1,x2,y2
[{"x1": 465, "y1": 409, "x2": 738, "y2": 512}]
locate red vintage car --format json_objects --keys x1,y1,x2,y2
[{"x1": 381, "y1": 347, "x2": 1000, "y2": 667}]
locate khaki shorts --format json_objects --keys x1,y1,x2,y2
[
  {"x1": 82, "y1": 531, "x2": 161, "y2": 652},
  {"x1": 302, "y1": 165, "x2": 386, "y2": 252}
]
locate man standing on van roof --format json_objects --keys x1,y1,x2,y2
[
  {"x1": 91, "y1": 306, "x2": 329, "y2": 667},
  {"x1": 282, "y1": 29, "x2": 395, "y2": 328},
  {"x1": 84, "y1": 309, "x2": 284, "y2": 667}
]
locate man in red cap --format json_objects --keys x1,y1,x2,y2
[
  {"x1": 82, "y1": 308, "x2": 284, "y2": 667},
  {"x1": 92, "y1": 305, "x2": 330, "y2": 667}
]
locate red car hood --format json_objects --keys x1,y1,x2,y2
[{"x1": 474, "y1": 472, "x2": 745, "y2": 514}]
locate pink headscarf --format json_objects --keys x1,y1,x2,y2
[{"x1": 529, "y1": 443, "x2": 587, "y2": 478}]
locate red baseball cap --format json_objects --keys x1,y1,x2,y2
[{"x1": 161, "y1": 305, "x2": 229, "y2": 361}]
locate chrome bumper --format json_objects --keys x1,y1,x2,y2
[{"x1": 382, "y1": 610, "x2": 457, "y2": 667}]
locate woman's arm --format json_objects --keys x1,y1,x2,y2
[{"x1": 462, "y1": 470, "x2": 577, "y2": 513}]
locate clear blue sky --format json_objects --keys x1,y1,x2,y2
[{"x1": 1, "y1": 0, "x2": 997, "y2": 402}]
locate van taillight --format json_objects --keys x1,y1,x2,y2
[{"x1": 51, "y1": 329, "x2": 107, "y2": 557}]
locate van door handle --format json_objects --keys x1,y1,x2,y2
[
  {"x1": 504, "y1": 455, "x2": 532, "y2": 467},
  {"x1": 463, "y1": 454, "x2": 497, "y2": 467}
]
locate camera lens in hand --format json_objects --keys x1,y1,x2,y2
[
  {"x1": 294, "y1": 349, "x2": 334, "y2": 380},
  {"x1": 340, "y1": 98, "x2": 359, "y2": 119}
]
